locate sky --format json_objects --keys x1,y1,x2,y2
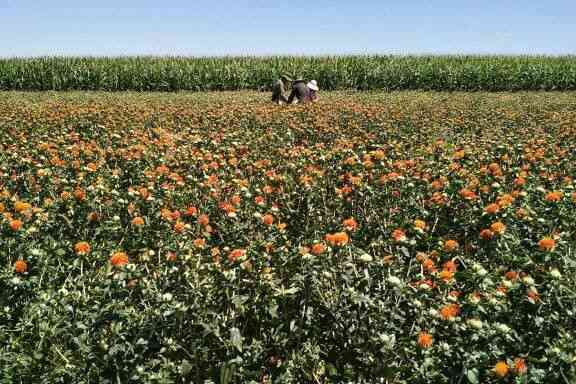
[{"x1": 0, "y1": 0, "x2": 574, "y2": 57}]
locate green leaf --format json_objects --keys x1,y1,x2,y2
[
  {"x1": 466, "y1": 368, "x2": 479, "y2": 384},
  {"x1": 230, "y1": 327, "x2": 243, "y2": 352},
  {"x1": 181, "y1": 360, "x2": 192, "y2": 376}
]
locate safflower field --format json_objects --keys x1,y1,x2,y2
[{"x1": 1, "y1": 90, "x2": 576, "y2": 383}]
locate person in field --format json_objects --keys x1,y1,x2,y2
[
  {"x1": 271, "y1": 75, "x2": 292, "y2": 104},
  {"x1": 307, "y1": 80, "x2": 319, "y2": 102},
  {"x1": 287, "y1": 79, "x2": 320, "y2": 104}
]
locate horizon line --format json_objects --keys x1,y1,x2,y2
[{"x1": 1, "y1": 53, "x2": 576, "y2": 60}]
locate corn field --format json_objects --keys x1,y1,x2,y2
[{"x1": 0, "y1": 55, "x2": 575, "y2": 91}]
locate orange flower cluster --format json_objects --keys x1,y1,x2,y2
[
  {"x1": 228, "y1": 248, "x2": 247, "y2": 262},
  {"x1": 391, "y1": 229, "x2": 406, "y2": 242},
  {"x1": 110, "y1": 252, "x2": 129, "y2": 267},
  {"x1": 440, "y1": 304, "x2": 460, "y2": 320},
  {"x1": 538, "y1": 237, "x2": 556, "y2": 251},
  {"x1": 342, "y1": 217, "x2": 358, "y2": 232},
  {"x1": 14, "y1": 260, "x2": 28, "y2": 274},
  {"x1": 417, "y1": 331, "x2": 433, "y2": 348},
  {"x1": 443, "y1": 240, "x2": 459, "y2": 253},
  {"x1": 74, "y1": 241, "x2": 91, "y2": 255},
  {"x1": 325, "y1": 232, "x2": 349, "y2": 246}
]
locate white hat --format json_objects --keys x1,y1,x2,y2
[{"x1": 307, "y1": 80, "x2": 319, "y2": 91}]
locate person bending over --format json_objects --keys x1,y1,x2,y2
[{"x1": 271, "y1": 75, "x2": 291, "y2": 104}]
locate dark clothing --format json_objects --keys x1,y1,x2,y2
[
  {"x1": 287, "y1": 80, "x2": 311, "y2": 104},
  {"x1": 271, "y1": 79, "x2": 288, "y2": 103},
  {"x1": 309, "y1": 89, "x2": 318, "y2": 102}
]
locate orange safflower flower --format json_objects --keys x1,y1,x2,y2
[
  {"x1": 219, "y1": 202, "x2": 236, "y2": 215},
  {"x1": 325, "y1": 232, "x2": 349, "y2": 246},
  {"x1": 442, "y1": 260, "x2": 457, "y2": 273},
  {"x1": 169, "y1": 210, "x2": 181, "y2": 221},
  {"x1": 14, "y1": 201, "x2": 31, "y2": 213},
  {"x1": 513, "y1": 177, "x2": 526, "y2": 187},
  {"x1": 430, "y1": 179, "x2": 444, "y2": 191},
  {"x1": 485, "y1": 203, "x2": 500, "y2": 214},
  {"x1": 371, "y1": 149, "x2": 385, "y2": 160},
  {"x1": 0, "y1": 202, "x2": 4, "y2": 212},
  {"x1": 391, "y1": 229, "x2": 406, "y2": 242},
  {"x1": 429, "y1": 192, "x2": 447, "y2": 205},
  {"x1": 494, "y1": 361, "x2": 509, "y2": 378},
  {"x1": 497, "y1": 194, "x2": 515, "y2": 208},
  {"x1": 193, "y1": 238, "x2": 206, "y2": 248},
  {"x1": 131, "y1": 217, "x2": 145, "y2": 226},
  {"x1": 14, "y1": 260, "x2": 28, "y2": 274},
  {"x1": 86, "y1": 162, "x2": 98, "y2": 172},
  {"x1": 173, "y1": 221, "x2": 186, "y2": 233},
  {"x1": 110, "y1": 252, "x2": 128, "y2": 267},
  {"x1": 544, "y1": 191, "x2": 563, "y2": 202},
  {"x1": 490, "y1": 221, "x2": 506, "y2": 235},
  {"x1": 414, "y1": 219, "x2": 427, "y2": 230},
  {"x1": 9, "y1": 219, "x2": 23, "y2": 231},
  {"x1": 161, "y1": 208, "x2": 173, "y2": 221},
  {"x1": 165, "y1": 251, "x2": 177, "y2": 262},
  {"x1": 480, "y1": 229, "x2": 494, "y2": 240},
  {"x1": 73, "y1": 188, "x2": 86, "y2": 201},
  {"x1": 422, "y1": 258, "x2": 437, "y2": 273},
  {"x1": 415, "y1": 252, "x2": 428, "y2": 263},
  {"x1": 311, "y1": 243, "x2": 326, "y2": 255},
  {"x1": 497, "y1": 285, "x2": 508, "y2": 295},
  {"x1": 513, "y1": 358, "x2": 527, "y2": 375},
  {"x1": 412, "y1": 279, "x2": 435, "y2": 290},
  {"x1": 342, "y1": 217, "x2": 358, "y2": 232},
  {"x1": 139, "y1": 187, "x2": 150, "y2": 200},
  {"x1": 230, "y1": 195, "x2": 241, "y2": 206},
  {"x1": 362, "y1": 159, "x2": 374, "y2": 169},
  {"x1": 443, "y1": 240, "x2": 459, "y2": 253},
  {"x1": 262, "y1": 214, "x2": 274, "y2": 226},
  {"x1": 417, "y1": 331, "x2": 433, "y2": 348},
  {"x1": 440, "y1": 303, "x2": 460, "y2": 320},
  {"x1": 453, "y1": 150, "x2": 465, "y2": 160},
  {"x1": 505, "y1": 271, "x2": 518, "y2": 281},
  {"x1": 228, "y1": 248, "x2": 246, "y2": 262},
  {"x1": 527, "y1": 288, "x2": 540, "y2": 302},
  {"x1": 198, "y1": 214, "x2": 209, "y2": 226},
  {"x1": 184, "y1": 206, "x2": 198, "y2": 217},
  {"x1": 87, "y1": 212, "x2": 99, "y2": 222},
  {"x1": 538, "y1": 237, "x2": 556, "y2": 252},
  {"x1": 254, "y1": 196, "x2": 265, "y2": 206},
  {"x1": 387, "y1": 172, "x2": 401, "y2": 181},
  {"x1": 438, "y1": 270, "x2": 454, "y2": 282},
  {"x1": 488, "y1": 162, "x2": 501, "y2": 173},
  {"x1": 459, "y1": 189, "x2": 477, "y2": 200},
  {"x1": 74, "y1": 241, "x2": 91, "y2": 255}
]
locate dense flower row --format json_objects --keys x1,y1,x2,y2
[{"x1": 0, "y1": 91, "x2": 575, "y2": 383}]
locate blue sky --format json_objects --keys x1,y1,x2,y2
[{"x1": 0, "y1": 0, "x2": 574, "y2": 57}]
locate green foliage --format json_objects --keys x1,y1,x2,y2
[{"x1": 0, "y1": 55, "x2": 575, "y2": 91}]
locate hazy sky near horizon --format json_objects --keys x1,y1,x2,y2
[{"x1": 1, "y1": 0, "x2": 574, "y2": 57}]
